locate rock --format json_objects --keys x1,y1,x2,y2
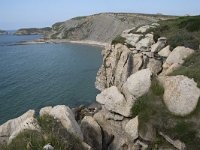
[
  {"x1": 158, "y1": 45, "x2": 171, "y2": 57},
  {"x1": 161, "y1": 63, "x2": 181, "y2": 76},
  {"x1": 40, "y1": 105, "x2": 83, "y2": 140},
  {"x1": 136, "y1": 34, "x2": 155, "y2": 51},
  {"x1": 80, "y1": 116, "x2": 102, "y2": 150},
  {"x1": 142, "y1": 52, "x2": 154, "y2": 58},
  {"x1": 125, "y1": 34, "x2": 143, "y2": 46},
  {"x1": 0, "y1": 110, "x2": 40, "y2": 144},
  {"x1": 124, "y1": 116, "x2": 139, "y2": 141},
  {"x1": 93, "y1": 110, "x2": 135, "y2": 150},
  {"x1": 163, "y1": 46, "x2": 194, "y2": 69},
  {"x1": 151, "y1": 37, "x2": 167, "y2": 53},
  {"x1": 39, "y1": 106, "x2": 53, "y2": 116},
  {"x1": 95, "y1": 43, "x2": 144, "y2": 91},
  {"x1": 96, "y1": 86, "x2": 132, "y2": 117},
  {"x1": 147, "y1": 58, "x2": 162, "y2": 75},
  {"x1": 43, "y1": 143, "x2": 54, "y2": 150},
  {"x1": 159, "y1": 75, "x2": 200, "y2": 116},
  {"x1": 136, "y1": 25, "x2": 156, "y2": 33},
  {"x1": 159, "y1": 132, "x2": 186, "y2": 150},
  {"x1": 123, "y1": 69, "x2": 152, "y2": 98}
]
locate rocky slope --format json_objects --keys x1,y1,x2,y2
[
  {"x1": 15, "y1": 27, "x2": 52, "y2": 35},
  {"x1": 48, "y1": 13, "x2": 175, "y2": 42},
  {"x1": 1, "y1": 16, "x2": 200, "y2": 150}
]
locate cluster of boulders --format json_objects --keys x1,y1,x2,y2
[{"x1": 0, "y1": 23, "x2": 200, "y2": 150}]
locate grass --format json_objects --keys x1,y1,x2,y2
[
  {"x1": 111, "y1": 35, "x2": 126, "y2": 45},
  {"x1": 170, "y1": 50, "x2": 200, "y2": 88},
  {"x1": 131, "y1": 78, "x2": 200, "y2": 150},
  {"x1": 145, "y1": 15, "x2": 200, "y2": 50},
  {"x1": 1, "y1": 115, "x2": 85, "y2": 150}
]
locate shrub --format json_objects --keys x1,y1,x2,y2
[{"x1": 111, "y1": 35, "x2": 126, "y2": 45}]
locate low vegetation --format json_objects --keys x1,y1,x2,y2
[
  {"x1": 146, "y1": 15, "x2": 200, "y2": 50},
  {"x1": 111, "y1": 35, "x2": 134, "y2": 48},
  {"x1": 131, "y1": 78, "x2": 200, "y2": 150},
  {"x1": 1, "y1": 115, "x2": 84, "y2": 150},
  {"x1": 170, "y1": 50, "x2": 200, "y2": 88}
]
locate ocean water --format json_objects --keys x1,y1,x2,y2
[{"x1": 0, "y1": 34, "x2": 102, "y2": 124}]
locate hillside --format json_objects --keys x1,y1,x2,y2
[
  {"x1": 49, "y1": 13, "x2": 175, "y2": 42},
  {"x1": 0, "y1": 29, "x2": 8, "y2": 35},
  {"x1": 15, "y1": 27, "x2": 52, "y2": 35}
]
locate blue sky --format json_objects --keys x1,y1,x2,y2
[{"x1": 1, "y1": 0, "x2": 200, "y2": 30}]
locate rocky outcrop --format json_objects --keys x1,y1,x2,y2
[
  {"x1": 159, "y1": 75, "x2": 200, "y2": 116},
  {"x1": 49, "y1": 13, "x2": 174, "y2": 42},
  {"x1": 124, "y1": 116, "x2": 139, "y2": 141},
  {"x1": 162, "y1": 46, "x2": 194, "y2": 75},
  {"x1": 158, "y1": 45, "x2": 171, "y2": 57},
  {"x1": 81, "y1": 116, "x2": 102, "y2": 150},
  {"x1": 40, "y1": 105, "x2": 83, "y2": 140},
  {"x1": 0, "y1": 110, "x2": 40, "y2": 144},
  {"x1": 0, "y1": 30, "x2": 8, "y2": 35}
]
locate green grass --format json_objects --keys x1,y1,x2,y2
[
  {"x1": 131, "y1": 78, "x2": 200, "y2": 150},
  {"x1": 170, "y1": 50, "x2": 200, "y2": 88},
  {"x1": 111, "y1": 35, "x2": 126, "y2": 45},
  {"x1": 1, "y1": 115, "x2": 85, "y2": 150},
  {"x1": 145, "y1": 15, "x2": 200, "y2": 50}
]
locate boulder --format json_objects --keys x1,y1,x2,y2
[
  {"x1": 0, "y1": 110, "x2": 40, "y2": 144},
  {"x1": 123, "y1": 69, "x2": 152, "y2": 98},
  {"x1": 80, "y1": 116, "x2": 102, "y2": 150},
  {"x1": 163, "y1": 46, "x2": 194, "y2": 69},
  {"x1": 159, "y1": 75, "x2": 200, "y2": 116},
  {"x1": 125, "y1": 34, "x2": 143, "y2": 47},
  {"x1": 151, "y1": 37, "x2": 167, "y2": 53},
  {"x1": 161, "y1": 63, "x2": 181, "y2": 76},
  {"x1": 136, "y1": 25, "x2": 156, "y2": 33},
  {"x1": 40, "y1": 105, "x2": 83, "y2": 140},
  {"x1": 43, "y1": 143, "x2": 54, "y2": 150},
  {"x1": 136, "y1": 34, "x2": 155, "y2": 51},
  {"x1": 124, "y1": 116, "x2": 139, "y2": 141},
  {"x1": 96, "y1": 86, "x2": 132, "y2": 117},
  {"x1": 147, "y1": 58, "x2": 162, "y2": 75},
  {"x1": 158, "y1": 45, "x2": 171, "y2": 57},
  {"x1": 135, "y1": 34, "x2": 154, "y2": 51}
]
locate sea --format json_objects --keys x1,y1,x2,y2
[{"x1": 0, "y1": 33, "x2": 102, "y2": 124}]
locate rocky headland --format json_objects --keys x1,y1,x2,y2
[
  {"x1": 0, "y1": 29, "x2": 8, "y2": 35},
  {"x1": 15, "y1": 27, "x2": 52, "y2": 35},
  {"x1": 1, "y1": 15, "x2": 200, "y2": 150}
]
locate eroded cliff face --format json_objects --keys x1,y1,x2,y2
[
  {"x1": 96, "y1": 23, "x2": 165, "y2": 91},
  {"x1": 49, "y1": 13, "x2": 174, "y2": 42}
]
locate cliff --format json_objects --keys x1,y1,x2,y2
[
  {"x1": 15, "y1": 27, "x2": 52, "y2": 35},
  {"x1": 1, "y1": 15, "x2": 200, "y2": 150},
  {"x1": 49, "y1": 13, "x2": 175, "y2": 42}
]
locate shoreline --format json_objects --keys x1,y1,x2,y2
[{"x1": 16, "y1": 38, "x2": 107, "y2": 48}]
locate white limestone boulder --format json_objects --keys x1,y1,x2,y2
[
  {"x1": 158, "y1": 45, "x2": 171, "y2": 57},
  {"x1": 0, "y1": 110, "x2": 40, "y2": 144},
  {"x1": 40, "y1": 105, "x2": 83, "y2": 140},
  {"x1": 163, "y1": 46, "x2": 194, "y2": 69},
  {"x1": 123, "y1": 69, "x2": 152, "y2": 98},
  {"x1": 151, "y1": 37, "x2": 167, "y2": 53},
  {"x1": 96, "y1": 86, "x2": 132, "y2": 117},
  {"x1": 124, "y1": 116, "x2": 139, "y2": 141},
  {"x1": 159, "y1": 75, "x2": 200, "y2": 116},
  {"x1": 136, "y1": 34, "x2": 155, "y2": 51}
]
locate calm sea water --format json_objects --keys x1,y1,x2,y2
[{"x1": 0, "y1": 34, "x2": 102, "y2": 124}]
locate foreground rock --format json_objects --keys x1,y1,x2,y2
[
  {"x1": 162, "y1": 46, "x2": 194, "y2": 75},
  {"x1": 96, "y1": 86, "x2": 130, "y2": 117},
  {"x1": 40, "y1": 105, "x2": 83, "y2": 140},
  {"x1": 159, "y1": 75, "x2": 200, "y2": 116},
  {"x1": 81, "y1": 116, "x2": 102, "y2": 150},
  {"x1": 0, "y1": 110, "x2": 40, "y2": 144}
]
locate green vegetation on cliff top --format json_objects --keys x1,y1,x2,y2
[{"x1": 1, "y1": 115, "x2": 84, "y2": 150}]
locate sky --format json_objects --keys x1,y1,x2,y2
[{"x1": 0, "y1": 0, "x2": 200, "y2": 30}]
